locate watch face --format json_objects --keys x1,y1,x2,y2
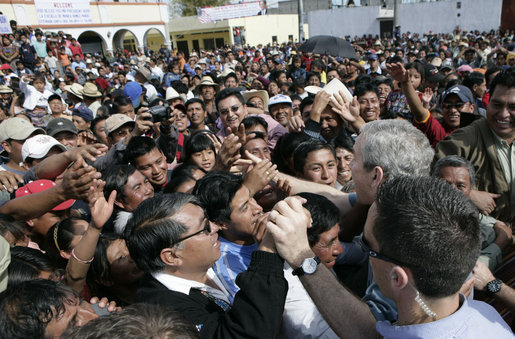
[
  {"x1": 487, "y1": 279, "x2": 502, "y2": 294},
  {"x1": 302, "y1": 258, "x2": 318, "y2": 274}
]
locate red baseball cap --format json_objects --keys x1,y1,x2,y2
[{"x1": 15, "y1": 180, "x2": 75, "y2": 211}]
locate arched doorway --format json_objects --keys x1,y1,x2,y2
[
  {"x1": 144, "y1": 28, "x2": 165, "y2": 53},
  {"x1": 78, "y1": 31, "x2": 106, "y2": 55},
  {"x1": 112, "y1": 29, "x2": 139, "y2": 53}
]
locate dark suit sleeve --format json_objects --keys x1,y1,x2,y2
[
  {"x1": 157, "y1": 124, "x2": 179, "y2": 163},
  {"x1": 199, "y1": 251, "x2": 287, "y2": 339}
]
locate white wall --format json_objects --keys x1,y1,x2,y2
[{"x1": 308, "y1": 0, "x2": 502, "y2": 38}]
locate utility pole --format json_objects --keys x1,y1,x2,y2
[
  {"x1": 393, "y1": 0, "x2": 398, "y2": 27},
  {"x1": 299, "y1": 0, "x2": 304, "y2": 42}
]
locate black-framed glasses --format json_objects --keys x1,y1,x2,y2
[
  {"x1": 219, "y1": 104, "x2": 242, "y2": 115},
  {"x1": 173, "y1": 219, "x2": 211, "y2": 246},
  {"x1": 358, "y1": 233, "x2": 408, "y2": 267}
]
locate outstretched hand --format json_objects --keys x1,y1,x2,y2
[
  {"x1": 88, "y1": 179, "x2": 117, "y2": 230},
  {"x1": 386, "y1": 62, "x2": 409, "y2": 83}
]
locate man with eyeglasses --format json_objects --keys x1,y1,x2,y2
[
  {"x1": 215, "y1": 88, "x2": 287, "y2": 147},
  {"x1": 388, "y1": 63, "x2": 476, "y2": 147},
  {"x1": 126, "y1": 193, "x2": 289, "y2": 338}
]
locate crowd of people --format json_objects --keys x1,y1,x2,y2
[{"x1": 0, "y1": 17, "x2": 513, "y2": 338}]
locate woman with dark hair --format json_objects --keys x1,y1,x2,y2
[
  {"x1": 87, "y1": 234, "x2": 143, "y2": 306},
  {"x1": 44, "y1": 218, "x2": 88, "y2": 269},
  {"x1": 330, "y1": 134, "x2": 355, "y2": 191}
]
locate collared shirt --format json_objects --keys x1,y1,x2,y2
[
  {"x1": 376, "y1": 295, "x2": 512, "y2": 338},
  {"x1": 490, "y1": 128, "x2": 515, "y2": 218},
  {"x1": 152, "y1": 268, "x2": 231, "y2": 305}
]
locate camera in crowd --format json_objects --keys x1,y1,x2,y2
[{"x1": 147, "y1": 104, "x2": 171, "y2": 123}]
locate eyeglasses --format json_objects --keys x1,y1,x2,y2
[
  {"x1": 358, "y1": 233, "x2": 408, "y2": 267},
  {"x1": 173, "y1": 218, "x2": 212, "y2": 246},
  {"x1": 442, "y1": 102, "x2": 465, "y2": 110},
  {"x1": 219, "y1": 104, "x2": 242, "y2": 115}
]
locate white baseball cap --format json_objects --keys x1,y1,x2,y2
[{"x1": 22, "y1": 134, "x2": 66, "y2": 161}]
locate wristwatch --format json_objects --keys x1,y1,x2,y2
[
  {"x1": 292, "y1": 257, "x2": 321, "y2": 276},
  {"x1": 486, "y1": 279, "x2": 503, "y2": 297}
]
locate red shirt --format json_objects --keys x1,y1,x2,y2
[{"x1": 413, "y1": 113, "x2": 456, "y2": 148}]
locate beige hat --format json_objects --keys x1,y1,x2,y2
[
  {"x1": 0, "y1": 85, "x2": 13, "y2": 94},
  {"x1": 136, "y1": 63, "x2": 151, "y2": 80},
  {"x1": 165, "y1": 87, "x2": 186, "y2": 102},
  {"x1": 0, "y1": 117, "x2": 44, "y2": 142},
  {"x1": 242, "y1": 90, "x2": 269, "y2": 109},
  {"x1": 64, "y1": 83, "x2": 84, "y2": 99},
  {"x1": 104, "y1": 114, "x2": 135, "y2": 136},
  {"x1": 129, "y1": 59, "x2": 137, "y2": 65},
  {"x1": 196, "y1": 76, "x2": 220, "y2": 93},
  {"x1": 221, "y1": 68, "x2": 236, "y2": 78},
  {"x1": 21, "y1": 134, "x2": 66, "y2": 161},
  {"x1": 83, "y1": 82, "x2": 102, "y2": 98},
  {"x1": 85, "y1": 59, "x2": 93, "y2": 64}
]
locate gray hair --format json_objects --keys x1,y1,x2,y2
[
  {"x1": 359, "y1": 120, "x2": 434, "y2": 179},
  {"x1": 432, "y1": 155, "x2": 476, "y2": 187}
]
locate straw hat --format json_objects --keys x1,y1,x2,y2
[
  {"x1": 82, "y1": 82, "x2": 102, "y2": 98},
  {"x1": 242, "y1": 90, "x2": 269, "y2": 109}
]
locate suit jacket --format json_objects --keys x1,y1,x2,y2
[
  {"x1": 135, "y1": 251, "x2": 287, "y2": 338},
  {"x1": 435, "y1": 118, "x2": 511, "y2": 221}
]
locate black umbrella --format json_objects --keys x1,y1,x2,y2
[{"x1": 299, "y1": 35, "x2": 356, "y2": 59}]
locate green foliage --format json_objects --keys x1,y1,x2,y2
[{"x1": 177, "y1": 0, "x2": 227, "y2": 16}]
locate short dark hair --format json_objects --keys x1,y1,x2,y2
[
  {"x1": 103, "y1": 164, "x2": 137, "y2": 204},
  {"x1": 463, "y1": 71, "x2": 485, "y2": 91},
  {"x1": 126, "y1": 193, "x2": 202, "y2": 272},
  {"x1": 374, "y1": 176, "x2": 480, "y2": 298},
  {"x1": 0, "y1": 280, "x2": 77, "y2": 338},
  {"x1": 354, "y1": 83, "x2": 380, "y2": 100},
  {"x1": 330, "y1": 133, "x2": 355, "y2": 153},
  {"x1": 272, "y1": 132, "x2": 309, "y2": 174},
  {"x1": 183, "y1": 130, "x2": 217, "y2": 164},
  {"x1": 65, "y1": 303, "x2": 198, "y2": 338},
  {"x1": 112, "y1": 95, "x2": 133, "y2": 113},
  {"x1": 48, "y1": 94, "x2": 62, "y2": 103},
  {"x1": 215, "y1": 88, "x2": 245, "y2": 111},
  {"x1": 293, "y1": 139, "x2": 336, "y2": 175},
  {"x1": 306, "y1": 71, "x2": 321, "y2": 82},
  {"x1": 125, "y1": 136, "x2": 159, "y2": 165},
  {"x1": 91, "y1": 115, "x2": 107, "y2": 140},
  {"x1": 489, "y1": 66, "x2": 514, "y2": 97},
  {"x1": 193, "y1": 171, "x2": 243, "y2": 224},
  {"x1": 297, "y1": 192, "x2": 340, "y2": 247},
  {"x1": 8, "y1": 247, "x2": 59, "y2": 287},
  {"x1": 373, "y1": 76, "x2": 394, "y2": 90},
  {"x1": 242, "y1": 115, "x2": 268, "y2": 132},
  {"x1": 432, "y1": 155, "x2": 476, "y2": 187},
  {"x1": 299, "y1": 96, "x2": 314, "y2": 115},
  {"x1": 185, "y1": 97, "x2": 206, "y2": 111}
]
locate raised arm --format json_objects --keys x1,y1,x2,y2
[
  {"x1": 267, "y1": 196, "x2": 379, "y2": 338},
  {"x1": 387, "y1": 62, "x2": 428, "y2": 123},
  {"x1": 65, "y1": 179, "x2": 116, "y2": 293}
]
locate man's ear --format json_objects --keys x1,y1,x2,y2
[
  {"x1": 1, "y1": 141, "x2": 11, "y2": 154},
  {"x1": 390, "y1": 266, "x2": 409, "y2": 291},
  {"x1": 26, "y1": 219, "x2": 34, "y2": 227},
  {"x1": 371, "y1": 166, "x2": 384, "y2": 189},
  {"x1": 114, "y1": 199, "x2": 125, "y2": 210},
  {"x1": 160, "y1": 247, "x2": 181, "y2": 267}
]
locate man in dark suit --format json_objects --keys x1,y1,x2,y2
[
  {"x1": 257, "y1": 1, "x2": 267, "y2": 15},
  {"x1": 126, "y1": 193, "x2": 291, "y2": 338}
]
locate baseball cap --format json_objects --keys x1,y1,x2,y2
[
  {"x1": 441, "y1": 85, "x2": 474, "y2": 104},
  {"x1": 123, "y1": 81, "x2": 142, "y2": 108},
  {"x1": 21, "y1": 134, "x2": 66, "y2": 161},
  {"x1": 368, "y1": 53, "x2": 379, "y2": 61},
  {"x1": 268, "y1": 94, "x2": 292, "y2": 109},
  {"x1": 424, "y1": 64, "x2": 444, "y2": 83},
  {"x1": 72, "y1": 106, "x2": 93, "y2": 122},
  {"x1": 46, "y1": 118, "x2": 78, "y2": 137},
  {"x1": 105, "y1": 114, "x2": 135, "y2": 136},
  {"x1": 0, "y1": 117, "x2": 45, "y2": 143},
  {"x1": 15, "y1": 180, "x2": 74, "y2": 211}
]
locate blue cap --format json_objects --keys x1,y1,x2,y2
[
  {"x1": 268, "y1": 94, "x2": 292, "y2": 109},
  {"x1": 123, "y1": 81, "x2": 142, "y2": 108},
  {"x1": 72, "y1": 106, "x2": 93, "y2": 122},
  {"x1": 368, "y1": 53, "x2": 378, "y2": 61},
  {"x1": 442, "y1": 85, "x2": 474, "y2": 104}
]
